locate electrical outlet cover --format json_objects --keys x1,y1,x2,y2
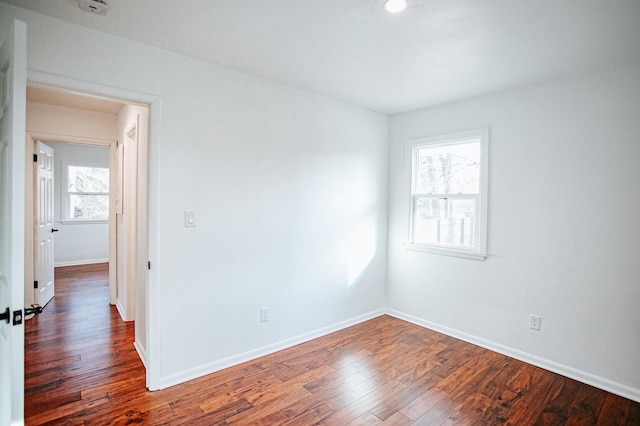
[{"x1": 529, "y1": 314, "x2": 541, "y2": 331}]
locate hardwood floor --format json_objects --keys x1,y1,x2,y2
[{"x1": 25, "y1": 264, "x2": 640, "y2": 425}]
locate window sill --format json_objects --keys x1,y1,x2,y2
[
  {"x1": 403, "y1": 242, "x2": 487, "y2": 261},
  {"x1": 60, "y1": 220, "x2": 109, "y2": 225}
]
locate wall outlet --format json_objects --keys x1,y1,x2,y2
[
  {"x1": 529, "y1": 314, "x2": 541, "y2": 331},
  {"x1": 260, "y1": 307, "x2": 270, "y2": 323}
]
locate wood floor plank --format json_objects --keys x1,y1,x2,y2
[
  {"x1": 281, "y1": 371, "x2": 371, "y2": 419},
  {"x1": 282, "y1": 402, "x2": 334, "y2": 425},
  {"x1": 399, "y1": 386, "x2": 450, "y2": 421},
  {"x1": 24, "y1": 263, "x2": 640, "y2": 425},
  {"x1": 445, "y1": 391, "x2": 495, "y2": 425},
  {"x1": 347, "y1": 410, "x2": 383, "y2": 425},
  {"x1": 380, "y1": 411, "x2": 413, "y2": 426},
  {"x1": 564, "y1": 385, "x2": 608, "y2": 426},
  {"x1": 595, "y1": 393, "x2": 632, "y2": 425},
  {"x1": 321, "y1": 370, "x2": 411, "y2": 425},
  {"x1": 224, "y1": 390, "x2": 306, "y2": 425},
  {"x1": 198, "y1": 371, "x2": 285, "y2": 414}
]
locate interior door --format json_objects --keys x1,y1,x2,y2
[
  {"x1": 34, "y1": 141, "x2": 55, "y2": 307},
  {"x1": 0, "y1": 19, "x2": 27, "y2": 425}
]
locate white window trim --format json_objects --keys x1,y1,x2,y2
[
  {"x1": 403, "y1": 128, "x2": 489, "y2": 260},
  {"x1": 60, "y1": 159, "x2": 110, "y2": 224}
]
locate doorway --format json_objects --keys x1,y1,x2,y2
[
  {"x1": 23, "y1": 84, "x2": 151, "y2": 379},
  {"x1": 33, "y1": 140, "x2": 111, "y2": 310},
  {"x1": 23, "y1": 261, "x2": 146, "y2": 424}
]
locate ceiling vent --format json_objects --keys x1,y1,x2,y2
[{"x1": 78, "y1": 0, "x2": 108, "y2": 16}]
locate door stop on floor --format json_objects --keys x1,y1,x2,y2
[{"x1": 24, "y1": 304, "x2": 44, "y2": 321}]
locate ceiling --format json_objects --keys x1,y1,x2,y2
[
  {"x1": 27, "y1": 86, "x2": 125, "y2": 114},
  {"x1": 5, "y1": 0, "x2": 640, "y2": 115}
]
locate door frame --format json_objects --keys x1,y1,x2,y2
[{"x1": 24, "y1": 70, "x2": 161, "y2": 390}]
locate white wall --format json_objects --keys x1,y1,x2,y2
[
  {"x1": 45, "y1": 141, "x2": 110, "y2": 266},
  {"x1": 387, "y1": 61, "x2": 640, "y2": 400},
  {"x1": 2, "y1": 5, "x2": 389, "y2": 388}
]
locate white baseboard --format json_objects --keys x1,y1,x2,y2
[
  {"x1": 134, "y1": 341, "x2": 148, "y2": 369},
  {"x1": 386, "y1": 308, "x2": 640, "y2": 404},
  {"x1": 157, "y1": 309, "x2": 386, "y2": 389},
  {"x1": 115, "y1": 300, "x2": 131, "y2": 323},
  {"x1": 54, "y1": 258, "x2": 108, "y2": 267}
]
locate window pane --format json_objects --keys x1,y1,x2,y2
[
  {"x1": 68, "y1": 166, "x2": 109, "y2": 193},
  {"x1": 413, "y1": 197, "x2": 476, "y2": 247},
  {"x1": 415, "y1": 140, "x2": 480, "y2": 194},
  {"x1": 69, "y1": 194, "x2": 109, "y2": 220}
]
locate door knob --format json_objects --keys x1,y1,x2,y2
[
  {"x1": 52, "y1": 228, "x2": 59, "y2": 233},
  {"x1": 0, "y1": 307, "x2": 9, "y2": 324}
]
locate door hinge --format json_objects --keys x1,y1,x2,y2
[
  {"x1": 33, "y1": 153, "x2": 38, "y2": 162},
  {"x1": 147, "y1": 261, "x2": 151, "y2": 270},
  {"x1": 34, "y1": 280, "x2": 38, "y2": 289}
]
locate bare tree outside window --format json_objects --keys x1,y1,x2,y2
[
  {"x1": 413, "y1": 142, "x2": 479, "y2": 247},
  {"x1": 66, "y1": 165, "x2": 109, "y2": 221}
]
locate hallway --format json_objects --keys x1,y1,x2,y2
[{"x1": 24, "y1": 263, "x2": 145, "y2": 424}]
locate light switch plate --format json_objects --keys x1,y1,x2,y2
[{"x1": 185, "y1": 211, "x2": 196, "y2": 227}]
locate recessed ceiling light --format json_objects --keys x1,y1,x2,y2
[{"x1": 384, "y1": 0, "x2": 408, "y2": 14}]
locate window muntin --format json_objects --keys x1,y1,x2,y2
[
  {"x1": 63, "y1": 163, "x2": 110, "y2": 222},
  {"x1": 407, "y1": 130, "x2": 488, "y2": 259}
]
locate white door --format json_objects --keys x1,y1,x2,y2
[
  {"x1": 0, "y1": 19, "x2": 27, "y2": 426},
  {"x1": 34, "y1": 141, "x2": 55, "y2": 307}
]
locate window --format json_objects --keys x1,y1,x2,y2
[
  {"x1": 405, "y1": 129, "x2": 488, "y2": 260},
  {"x1": 62, "y1": 161, "x2": 110, "y2": 222}
]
